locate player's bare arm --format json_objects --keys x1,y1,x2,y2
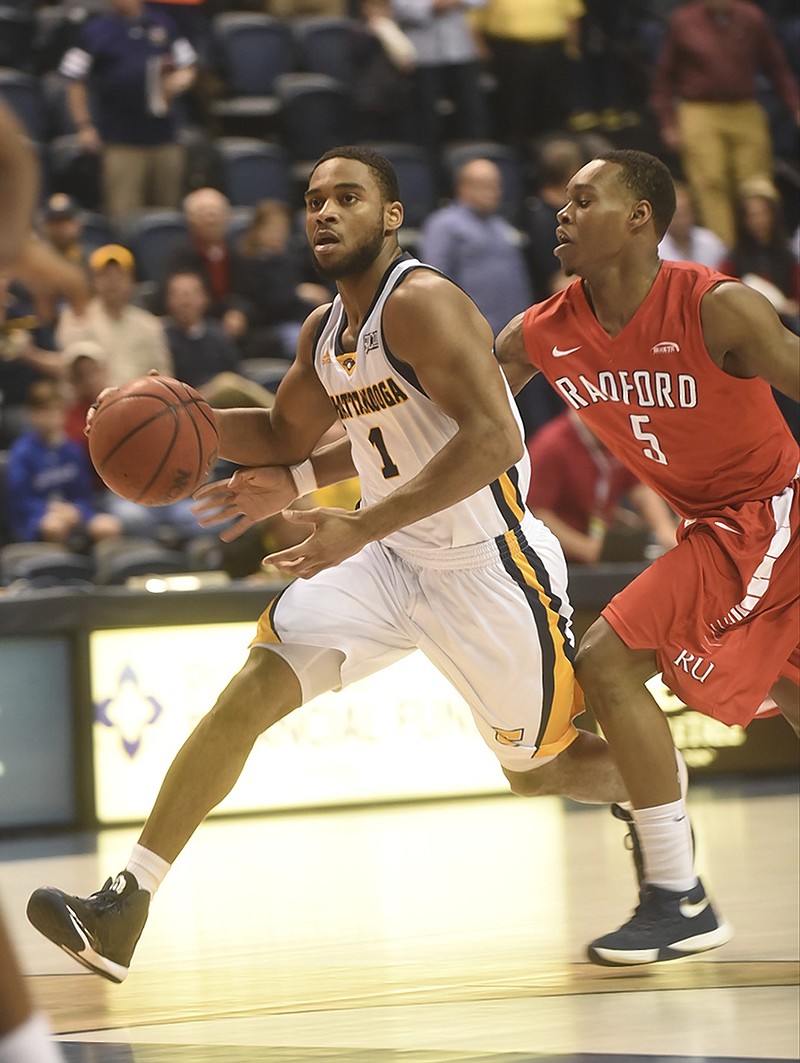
[
  {"x1": 267, "y1": 272, "x2": 524, "y2": 578},
  {"x1": 214, "y1": 305, "x2": 338, "y2": 467},
  {"x1": 0, "y1": 104, "x2": 37, "y2": 264},
  {"x1": 495, "y1": 311, "x2": 540, "y2": 396},
  {"x1": 701, "y1": 281, "x2": 800, "y2": 401}
]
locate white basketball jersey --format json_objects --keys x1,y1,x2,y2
[{"x1": 313, "y1": 253, "x2": 531, "y2": 559}]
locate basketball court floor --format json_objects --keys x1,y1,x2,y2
[{"x1": 2, "y1": 777, "x2": 798, "y2": 1063}]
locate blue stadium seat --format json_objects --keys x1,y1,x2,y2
[
  {"x1": 442, "y1": 141, "x2": 526, "y2": 223},
  {"x1": 0, "y1": 69, "x2": 47, "y2": 141},
  {"x1": 217, "y1": 138, "x2": 292, "y2": 207},
  {"x1": 211, "y1": 13, "x2": 294, "y2": 125},
  {"x1": 81, "y1": 211, "x2": 119, "y2": 251},
  {"x1": 359, "y1": 142, "x2": 438, "y2": 230},
  {"x1": 292, "y1": 16, "x2": 357, "y2": 83},
  {"x1": 274, "y1": 73, "x2": 354, "y2": 164},
  {"x1": 122, "y1": 210, "x2": 188, "y2": 283},
  {"x1": 0, "y1": 5, "x2": 36, "y2": 72}
]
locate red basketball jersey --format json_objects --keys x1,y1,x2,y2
[{"x1": 521, "y1": 261, "x2": 799, "y2": 518}]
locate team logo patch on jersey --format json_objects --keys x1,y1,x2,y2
[
  {"x1": 651, "y1": 341, "x2": 680, "y2": 355},
  {"x1": 363, "y1": 330, "x2": 379, "y2": 353},
  {"x1": 494, "y1": 727, "x2": 524, "y2": 746},
  {"x1": 336, "y1": 350, "x2": 357, "y2": 375},
  {"x1": 321, "y1": 349, "x2": 332, "y2": 365}
]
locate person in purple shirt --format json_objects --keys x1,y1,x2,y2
[
  {"x1": 59, "y1": 0, "x2": 198, "y2": 220},
  {"x1": 419, "y1": 157, "x2": 533, "y2": 337}
]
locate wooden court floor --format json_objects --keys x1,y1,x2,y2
[{"x1": 2, "y1": 778, "x2": 798, "y2": 1063}]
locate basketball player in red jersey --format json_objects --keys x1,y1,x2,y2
[{"x1": 496, "y1": 149, "x2": 799, "y2": 966}]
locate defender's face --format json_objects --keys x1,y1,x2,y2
[
  {"x1": 554, "y1": 160, "x2": 636, "y2": 275},
  {"x1": 304, "y1": 158, "x2": 389, "y2": 280}
]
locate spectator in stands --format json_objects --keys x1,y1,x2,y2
[
  {"x1": 163, "y1": 271, "x2": 240, "y2": 387},
  {"x1": 63, "y1": 340, "x2": 108, "y2": 462},
  {"x1": 59, "y1": 0, "x2": 198, "y2": 221},
  {"x1": 527, "y1": 410, "x2": 678, "y2": 565},
  {"x1": 163, "y1": 187, "x2": 251, "y2": 345},
  {"x1": 658, "y1": 179, "x2": 728, "y2": 269},
  {"x1": 471, "y1": 0, "x2": 585, "y2": 152},
  {"x1": 650, "y1": 0, "x2": 800, "y2": 248},
  {"x1": 6, "y1": 379, "x2": 122, "y2": 548},
  {"x1": 391, "y1": 0, "x2": 489, "y2": 153},
  {"x1": 525, "y1": 135, "x2": 585, "y2": 300},
  {"x1": 163, "y1": 270, "x2": 277, "y2": 407},
  {"x1": 234, "y1": 200, "x2": 331, "y2": 360},
  {"x1": 38, "y1": 195, "x2": 90, "y2": 272},
  {"x1": 0, "y1": 274, "x2": 65, "y2": 446},
  {"x1": 722, "y1": 176, "x2": 800, "y2": 333},
  {"x1": 354, "y1": 1, "x2": 417, "y2": 141},
  {"x1": 420, "y1": 157, "x2": 532, "y2": 336},
  {"x1": 57, "y1": 244, "x2": 173, "y2": 384}
]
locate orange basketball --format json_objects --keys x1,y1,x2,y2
[{"x1": 88, "y1": 376, "x2": 219, "y2": 506}]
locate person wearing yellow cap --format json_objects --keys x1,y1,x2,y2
[{"x1": 56, "y1": 243, "x2": 173, "y2": 385}]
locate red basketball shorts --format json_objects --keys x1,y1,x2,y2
[{"x1": 602, "y1": 477, "x2": 799, "y2": 727}]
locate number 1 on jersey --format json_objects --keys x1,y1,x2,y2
[
  {"x1": 629, "y1": 414, "x2": 668, "y2": 465},
  {"x1": 368, "y1": 426, "x2": 400, "y2": 479}
]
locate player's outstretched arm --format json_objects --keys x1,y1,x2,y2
[
  {"x1": 495, "y1": 311, "x2": 539, "y2": 396},
  {"x1": 0, "y1": 103, "x2": 37, "y2": 264},
  {"x1": 701, "y1": 281, "x2": 800, "y2": 401}
]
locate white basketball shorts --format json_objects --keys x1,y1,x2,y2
[{"x1": 252, "y1": 515, "x2": 581, "y2": 771}]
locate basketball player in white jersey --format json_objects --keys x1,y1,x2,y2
[{"x1": 28, "y1": 147, "x2": 636, "y2": 984}]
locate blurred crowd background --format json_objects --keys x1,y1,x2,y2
[{"x1": 0, "y1": 0, "x2": 798, "y2": 588}]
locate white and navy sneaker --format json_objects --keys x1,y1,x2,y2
[
  {"x1": 27, "y1": 871, "x2": 149, "y2": 983},
  {"x1": 588, "y1": 878, "x2": 732, "y2": 966}
]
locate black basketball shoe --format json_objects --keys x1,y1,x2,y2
[
  {"x1": 587, "y1": 878, "x2": 732, "y2": 966},
  {"x1": 27, "y1": 871, "x2": 149, "y2": 983}
]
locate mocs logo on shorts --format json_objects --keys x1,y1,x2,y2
[{"x1": 494, "y1": 727, "x2": 524, "y2": 746}]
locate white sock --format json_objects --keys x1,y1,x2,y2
[
  {"x1": 0, "y1": 1013, "x2": 64, "y2": 1063},
  {"x1": 126, "y1": 844, "x2": 171, "y2": 897},
  {"x1": 619, "y1": 746, "x2": 688, "y2": 812},
  {"x1": 633, "y1": 798, "x2": 697, "y2": 892}
]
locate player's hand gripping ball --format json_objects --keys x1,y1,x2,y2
[{"x1": 88, "y1": 375, "x2": 219, "y2": 505}]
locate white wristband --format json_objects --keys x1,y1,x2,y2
[{"x1": 289, "y1": 458, "x2": 318, "y2": 498}]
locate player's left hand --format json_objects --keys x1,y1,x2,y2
[{"x1": 264, "y1": 506, "x2": 369, "y2": 579}]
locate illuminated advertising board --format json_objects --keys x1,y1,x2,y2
[{"x1": 89, "y1": 624, "x2": 508, "y2": 824}]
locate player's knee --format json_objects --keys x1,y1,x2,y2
[
  {"x1": 208, "y1": 649, "x2": 302, "y2": 739},
  {"x1": 503, "y1": 763, "x2": 555, "y2": 798},
  {"x1": 574, "y1": 619, "x2": 618, "y2": 694}
]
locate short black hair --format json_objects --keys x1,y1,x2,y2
[
  {"x1": 597, "y1": 149, "x2": 677, "y2": 239},
  {"x1": 311, "y1": 146, "x2": 400, "y2": 203}
]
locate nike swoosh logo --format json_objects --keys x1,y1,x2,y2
[
  {"x1": 679, "y1": 897, "x2": 710, "y2": 919},
  {"x1": 66, "y1": 904, "x2": 92, "y2": 951},
  {"x1": 714, "y1": 521, "x2": 741, "y2": 534},
  {"x1": 552, "y1": 345, "x2": 582, "y2": 357}
]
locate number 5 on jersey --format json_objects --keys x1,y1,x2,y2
[{"x1": 629, "y1": 414, "x2": 668, "y2": 465}]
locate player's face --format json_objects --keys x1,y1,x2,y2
[
  {"x1": 554, "y1": 161, "x2": 639, "y2": 276},
  {"x1": 304, "y1": 158, "x2": 391, "y2": 280}
]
